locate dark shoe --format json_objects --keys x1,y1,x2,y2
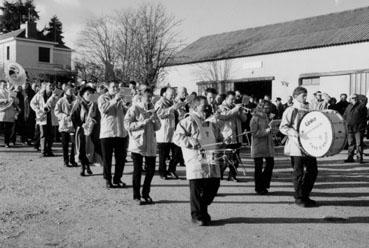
[
  {"x1": 168, "y1": 171, "x2": 179, "y2": 179},
  {"x1": 256, "y1": 189, "x2": 269, "y2": 195},
  {"x1": 227, "y1": 175, "x2": 239, "y2": 182},
  {"x1": 134, "y1": 198, "x2": 143, "y2": 205},
  {"x1": 47, "y1": 152, "x2": 55, "y2": 157},
  {"x1": 295, "y1": 198, "x2": 316, "y2": 208},
  {"x1": 106, "y1": 181, "x2": 114, "y2": 189},
  {"x1": 86, "y1": 167, "x2": 93, "y2": 175},
  {"x1": 191, "y1": 218, "x2": 207, "y2": 226},
  {"x1": 143, "y1": 196, "x2": 154, "y2": 205},
  {"x1": 305, "y1": 197, "x2": 318, "y2": 207},
  {"x1": 344, "y1": 157, "x2": 355, "y2": 163},
  {"x1": 112, "y1": 180, "x2": 126, "y2": 188},
  {"x1": 80, "y1": 170, "x2": 86, "y2": 177},
  {"x1": 70, "y1": 162, "x2": 78, "y2": 167}
]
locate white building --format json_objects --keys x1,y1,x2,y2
[
  {"x1": 163, "y1": 6, "x2": 369, "y2": 101},
  {"x1": 0, "y1": 21, "x2": 73, "y2": 82}
]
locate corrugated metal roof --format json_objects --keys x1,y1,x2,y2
[{"x1": 170, "y1": 6, "x2": 369, "y2": 66}]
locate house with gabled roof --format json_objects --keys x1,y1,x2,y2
[
  {"x1": 0, "y1": 21, "x2": 73, "y2": 82},
  {"x1": 163, "y1": 6, "x2": 369, "y2": 101}
]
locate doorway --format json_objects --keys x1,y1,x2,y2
[{"x1": 234, "y1": 80, "x2": 272, "y2": 101}]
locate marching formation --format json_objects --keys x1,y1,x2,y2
[{"x1": 0, "y1": 78, "x2": 368, "y2": 226}]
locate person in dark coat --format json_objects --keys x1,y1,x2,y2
[
  {"x1": 22, "y1": 82, "x2": 36, "y2": 145},
  {"x1": 343, "y1": 94, "x2": 367, "y2": 163},
  {"x1": 335, "y1": 93, "x2": 349, "y2": 116}
]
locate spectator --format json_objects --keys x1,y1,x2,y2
[
  {"x1": 275, "y1": 97, "x2": 284, "y2": 119},
  {"x1": 283, "y1": 96, "x2": 293, "y2": 109},
  {"x1": 343, "y1": 94, "x2": 367, "y2": 163},
  {"x1": 205, "y1": 88, "x2": 218, "y2": 114},
  {"x1": 235, "y1": 90, "x2": 243, "y2": 104},
  {"x1": 22, "y1": 82, "x2": 36, "y2": 145},
  {"x1": 335, "y1": 93, "x2": 349, "y2": 116}
]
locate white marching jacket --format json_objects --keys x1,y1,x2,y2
[
  {"x1": 30, "y1": 91, "x2": 59, "y2": 126},
  {"x1": 155, "y1": 97, "x2": 176, "y2": 143},
  {"x1": 173, "y1": 112, "x2": 222, "y2": 180}
]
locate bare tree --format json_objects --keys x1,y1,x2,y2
[
  {"x1": 196, "y1": 60, "x2": 233, "y2": 82},
  {"x1": 74, "y1": 57, "x2": 105, "y2": 83},
  {"x1": 115, "y1": 3, "x2": 182, "y2": 86},
  {"x1": 77, "y1": 16, "x2": 117, "y2": 82}
]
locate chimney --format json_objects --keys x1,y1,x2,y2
[{"x1": 20, "y1": 21, "x2": 37, "y2": 39}]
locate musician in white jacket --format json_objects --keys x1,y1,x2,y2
[
  {"x1": 0, "y1": 80, "x2": 17, "y2": 147},
  {"x1": 30, "y1": 82, "x2": 59, "y2": 157},
  {"x1": 279, "y1": 86, "x2": 318, "y2": 208},
  {"x1": 124, "y1": 88, "x2": 161, "y2": 205},
  {"x1": 173, "y1": 96, "x2": 222, "y2": 226}
]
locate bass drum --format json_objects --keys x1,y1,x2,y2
[{"x1": 298, "y1": 110, "x2": 347, "y2": 157}]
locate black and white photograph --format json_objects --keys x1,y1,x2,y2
[{"x1": 1, "y1": 0, "x2": 369, "y2": 247}]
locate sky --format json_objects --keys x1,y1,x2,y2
[{"x1": 33, "y1": 0, "x2": 369, "y2": 50}]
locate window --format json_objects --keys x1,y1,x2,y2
[
  {"x1": 301, "y1": 77, "x2": 320, "y2": 86},
  {"x1": 39, "y1": 47, "x2": 50, "y2": 62},
  {"x1": 6, "y1": 46, "x2": 10, "y2": 60}
]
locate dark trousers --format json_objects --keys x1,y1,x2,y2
[
  {"x1": 169, "y1": 144, "x2": 185, "y2": 169},
  {"x1": 131, "y1": 153, "x2": 156, "y2": 199},
  {"x1": 40, "y1": 124, "x2": 56, "y2": 154},
  {"x1": 347, "y1": 131, "x2": 364, "y2": 159},
  {"x1": 0, "y1": 122, "x2": 13, "y2": 145},
  {"x1": 291, "y1": 156, "x2": 318, "y2": 200},
  {"x1": 254, "y1": 157, "x2": 274, "y2": 192},
  {"x1": 222, "y1": 143, "x2": 241, "y2": 178},
  {"x1": 61, "y1": 132, "x2": 75, "y2": 164},
  {"x1": 24, "y1": 117, "x2": 35, "y2": 143},
  {"x1": 189, "y1": 178, "x2": 220, "y2": 221},
  {"x1": 158, "y1": 142, "x2": 173, "y2": 176},
  {"x1": 34, "y1": 124, "x2": 40, "y2": 149},
  {"x1": 101, "y1": 137, "x2": 128, "y2": 183}
]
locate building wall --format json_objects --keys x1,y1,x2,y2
[
  {"x1": 163, "y1": 42, "x2": 369, "y2": 101},
  {"x1": 54, "y1": 48, "x2": 72, "y2": 69},
  {"x1": 0, "y1": 39, "x2": 17, "y2": 68},
  {"x1": 16, "y1": 40, "x2": 55, "y2": 67}
]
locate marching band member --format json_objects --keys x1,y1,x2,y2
[
  {"x1": 169, "y1": 86, "x2": 189, "y2": 173},
  {"x1": 55, "y1": 85, "x2": 77, "y2": 167},
  {"x1": 124, "y1": 88, "x2": 161, "y2": 205},
  {"x1": 174, "y1": 96, "x2": 222, "y2": 226},
  {"x1": 71, "y1": 86, "x2": 98, "y2": 176},
  {"x1": 98, "y1": 82, "x2": 128, "y2": 188},
  {"x1": 217, "y1": 91, "x2": 247, "y2": 182},
  {"x1": 0, "y1": 80, "x2": 17, "y2": 148},
  {"x1": 155, "y1": 87, "x2": 181, "y2": 179},
  {"x1": 250, "y1": 101, "x2": 275, "y2": 195},
  {"x1": 279, "y1": 86, "x2": 318, "y2": 208},
  {"x1": 30, "y1": 82, "x2": 60, "y2": 157}
]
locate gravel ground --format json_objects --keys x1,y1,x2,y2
[{"x1": 0, "y1": 142, "x2": 369, "y2": 248}]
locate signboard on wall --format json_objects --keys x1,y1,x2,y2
[{"x1": 243, "y1": 61, "x2": 262, "y2": 69}]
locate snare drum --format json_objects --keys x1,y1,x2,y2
[{"x1": 298, "y1": 110, "x2": 347, "y2": 157}]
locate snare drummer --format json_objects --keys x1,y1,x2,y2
[
  {"x1": 173, "y1": 96, "x2": 222, "y2": 226},
  {"x1": 279, "y1": 86, "x2": 318, "y2": 208}
]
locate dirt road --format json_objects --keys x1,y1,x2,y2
[{"x1": 1, "y1": 144, "x2": 369, "y2": 248}]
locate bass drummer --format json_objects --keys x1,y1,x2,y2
[
  {"x1": 173, "y1": 96, "x2": 223, "y2": 226},
  {"x1": 279, "y1": 86, "x2": 318, "y2": 208}
]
